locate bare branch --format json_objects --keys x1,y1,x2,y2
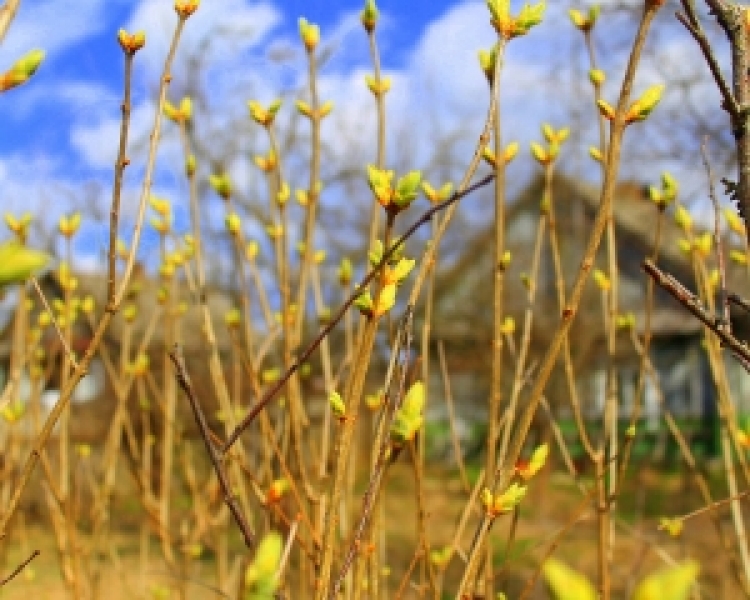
[
  {"x1": 675, "y1": 7, "x2": 739, "y2": 120},
  {"x1": 221, "y1": 172, "x2": 495, "y2": 454},
  {"x1": 0, "y1": 550, "x2": 39, "y2": 586},
  {"x1": 643, "y1": 259, "x2": 750, "y2": 371},
  {"x1": 168, "y1": 345, "x2": 255, "y2": 549}
]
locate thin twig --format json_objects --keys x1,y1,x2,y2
[
  {"x1": 437, "y1": 341, "x2": 470, "y2": 492},
  {"x1": 169, "y1": 345, "x2": 255, "y2": 549},
  {"x1": 729, "y1": 293, "x2": 750, "y2": 314},
  {"x1": 501, "y1": 0, "x2": 661, "y2": 479},
  {"x1": 394, "y1": 549, "x2": 424, "y2": 600},
  {"x1": 678, "y1": 489, "x2": 750, "y2": 525},
  {"x1": 0, "y1": 0, "x2": 20, "y2": 44},
  {"x1": 408, "y1": 438, "x2": 438, "y2": 596},
  {"x1": 222, "y1": 173, "x2": 495, "y2": 454},
  {"x1": 675, "y1": 5, "x2": 739, "y2": 120},
  {"x1": 517, "y1": 497, "x2": 593, "y2": 600},
  {"x1": 483, "y1": 34, "x2": 511, "y2": 600},
  {"x1": 643, "y1": 259, "x2": 750, "y2": 370},
  {"x1": 0, "y1": 17, "x2": 191, "y2": 540},
  {"x1": 702, "y1": 137, "x2": 731, "y2": 327},
  {"x1": 30, "y1": 278, "x2": 79, "y2": 370},
  {"x1": 107, "y1": 46, "x2": 134, "y2": 303},
  {"x1": 628, "y1": 326, "x2": 746, "y2": 589},
  {"x1": 682, "y1": 0, "x2": 750, "y2": 230},
  {"x1": 329, "y1": 307, "x2": 415, "y2": 598},
  {"x1": 277, "y1": 518, "x2": 299, "y2": 584},
  {"x1": 0, "y1": 550, "x2": 39, "y2": 586},
  {"x1": 151, "y1": 568, "x2": 232, "y2": 599},
  {"x1": 114, "y1": 16, "x2": 188, "y2": 308},
  {"x1": 459, "y1": 8, "x2": 663, "y2": 600}
]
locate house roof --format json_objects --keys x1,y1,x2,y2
[
  {"x1": 90, "y1": 270, "x2": 243, "y2": 356},
  {"x1": 428, "y1": 173, "x2": 747, "y2": 353},
  {"x1": 0, "y1": 266, "x2": 241, "y2": 363}
]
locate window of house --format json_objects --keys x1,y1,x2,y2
[
  {"x1": 506, "y1": 211, "x2": 536, "y2": 244},
  {"x1": 617, "y1": 368, "x2": 660, "y2": 431},
  {"x1": 39, "y1": 357, "x2": 106, "y2": 410},
  {"x1": 653, "y1": 343, "x2": 702, "y2": 417},
  {"x1": 72, "y1": 358, "x2": 105, "y2": 404}
]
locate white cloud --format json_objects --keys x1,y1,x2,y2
[
  {"x1": 70, "y1": 99, "x2": 159, "y2": 170},
  {"x1": 63, "y1": 1, "x2": 576, "y2": 211},
  {"x1": 409, "y1": 2, "x2": 495, "y2": 112},
  {"x1": 312, "y1": 68, "x2": 411, "y2": 167},
  {"x1": 2, "y1": 79, "x2": 119, "y2": 121},
  {"x1": 65, "y1": 3, "x2": 469, "y2": 174},
  {"x1": 64, "y1": 0, "x2": 285, "y2": 169},
  {"x1": 0, "y1": 0, "x2": 116, "y2": 61},
  {"x1": 126, "y1": 0, "x2": 282, "y2": 77},
  {"x1": 1, "y1": 0, "x2": 734, "y2": 255},
  {"x1": 0, "y1": 153, "x2": 83, "y2": 238}
]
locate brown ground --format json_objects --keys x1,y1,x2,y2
[{"x1": 0, "y1": 462, "x2": 746, "y2": 599}]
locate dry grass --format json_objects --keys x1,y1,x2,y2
[{"x1": 0, "y1": 460, "x2": 744, "y2": 599}]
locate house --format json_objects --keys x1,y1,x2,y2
[
  {"x1": 2, "y1": 174, "x2": 748, "y2": 461},
  {"x1": 424, "y1": 173, "x2": 750, "y2": 456},
  {"x1": 0, "y1": 265, "x2": 245, "y2": 442}
]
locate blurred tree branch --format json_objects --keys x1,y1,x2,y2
[{"x1": 0, "y1": 0, "x2": 21, "y2": 45}]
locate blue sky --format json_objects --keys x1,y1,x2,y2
[
  {"x1": 0, "y1": 0, "x2": 733, "y2": 268},
  {"x1": 0, "y1": 0, "x2": 500, "y2": 175}
]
